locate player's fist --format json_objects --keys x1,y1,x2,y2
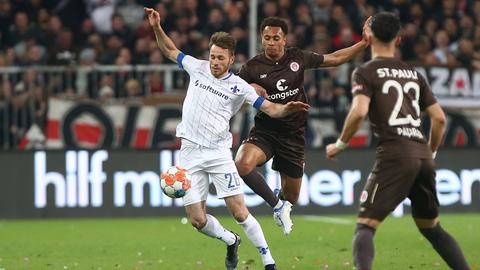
[
  {"x1": 326, "y1": 143, "x2": 342, "y2": 160},
  {"x1": 144, "y1": 7, "x2": 161, "y2": 27}
]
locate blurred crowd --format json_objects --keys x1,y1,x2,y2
[{"x1": 1, "y1": 0, "x2": 480, "y2": 148}]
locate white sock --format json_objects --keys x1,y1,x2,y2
[
  {"x1": 273, "y1": 200, "x2": 283, "y2": 210},
  {"x1": 237, "y1": 214, "x2": 275, "y2": 266},
  {"x1": 199, "y1": 214, "x2": 236, "y2": 245}
]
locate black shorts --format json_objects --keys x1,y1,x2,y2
[
  {"x1": 358, "y1": 158, "x2": 439, "y2": 221},
  {"x1": 242, "y1": 127, "x2": 305, "y2": 178}
]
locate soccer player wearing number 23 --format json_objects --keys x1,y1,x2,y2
[{"x1": 326, "y1": 12, "x2": 470, "y2": 270}]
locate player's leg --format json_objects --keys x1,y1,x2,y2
[
  {"x1": 410, "y1": 159, "x2": 470, "y2": 270},
  {"x1": 183, "y1": 168, "x2": 238, "y2": 246},
  {"x1": 180, "y1": 146, "x2": 240, "y2": 269},
  {"x1": 211, "y1": 148, "x2": 276, "y2": 269},
  {"x1": 235, "y1": 139, "x2": 279, "y2": 208},
  {"x1": 414, "y1": 218, "x2": 470, "y2": 270},
  {"x1": 271, "y1": 156, "x2": 303, "y2": 234},
  {"x1": 224, "y1": 193, "x2": 276, "y2": 269},
  {"x1": 353, "y1": 158, "x2": 419, "y2": 270},
  {"x1": 271, "y1": 131, "x2": 305, "y2": 205},
  {"x1": 279, "y1": 173, "x2": 302, "y2": 204},
  {"x1": 353, "y1": 217, "x2": 381, "y2": 270}
]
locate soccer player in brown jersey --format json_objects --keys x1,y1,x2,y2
[
  {"x1": 326, "y1": 12, "x2": 470, "y2": 270},
  {"x1": 236, "y1": 16, "x2": 372, "y2": 235}
]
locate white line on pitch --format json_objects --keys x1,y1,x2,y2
[{"x1": 299, "y1": 215, "x2": 354, "y2": 225}]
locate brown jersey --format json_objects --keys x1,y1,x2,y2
[
  {"x1": 351, "y1": 57, "x2": 437, "y2": 159},
  {"x1": 238, "y1": 47, "x2": 324, "y2": 133}
]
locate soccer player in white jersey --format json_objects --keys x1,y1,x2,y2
[{"x1": 145, "y1": 8, "x2": 310, "y2": 270}]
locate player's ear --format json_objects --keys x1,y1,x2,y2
[{"x1": 395, "y1": 36, "x2": 402, "y2": 46}]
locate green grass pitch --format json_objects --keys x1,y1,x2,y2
[{"x1": 0, "y1": 214, "x2": 478, "y2": 270}]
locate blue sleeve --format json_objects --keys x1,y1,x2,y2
[
  {"x1": 177, "y1": 52, "x2": 186, "y2": 69},
  {"x1": 253, "y1": 97, "x2": 265, "y2": 110}
]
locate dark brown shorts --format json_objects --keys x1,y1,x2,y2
[
  {"x1": 242, "y1": 127, "x2": 305, "y2": 178},
  {"x1": 358, "y1": 158, "x2": 439, "y2": 221}
]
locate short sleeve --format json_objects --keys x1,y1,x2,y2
[
  {"x1": 351, "y1": 67, "x2": 372, "y2": 98},
  {"x1": 418, "y1": 73, "x2": 437, "y2": 110},
  {"x1": 240, "y1": 80, "x2": 264, "y2": 109},
  {"x1": 237, "y1": 63, "x2": 253, "y2": 83},
  {"x1": 177, "y1": 53, "x2": 204, "y2": 74},
  {"x1": 301, "y1": 50, "x2": 325, "y2": 69}
]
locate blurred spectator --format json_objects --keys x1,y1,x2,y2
[
  {"x1": 98, "y1": 74, "x2": 114, "y2": 99},
  {"x1": 148, "y1": 72, "x2": 164, "y2": 95},
  {"x1": 86, "y1": 0, "x2": 117, "y2": 34},
  {"x1": 0, "y1": 0, "x2": 12, "y2": 49},
  {"x1": 202, "y1": 8, "x2": 224, "y2": 36},
  {"x1": 149, "y1": 49, "x2": 164, "y2": 65},
  {"x1": 428, "y1": 29, "x2": 456, "y2": 65},
  {"x1": 117, "y1": 0, "x2": 144, "y2": 30},
  {"x1": 7, "y1": 11, "x2": 35, "y2": 46},
  {"x1": 111, "y1": 13, "x2": 133, "y2": 49},
  {"x1": 7, "y1": 79, "x2": 33, "y2": 147},
  {"x1": 48, "y1": 29, "x2": 76, "y2": 65},
  {"x1": 123, "y1": 78, "x2": 142, "y2": 98},
  {"x1": 76, "y1": 48, "x2": 97, "y2": 97},
  {"x1": 100, "y1": 35, "x2": 122, "y2": 65},
  {"x1": 311, "y1": 0, "x2": 333, "y2": 23},
  {"x1": 260, "y1": 0, "x2": 278, "y2": 18},
  {"x1": 133, "y1": 37, "x2": 150, "y2": 64},
  {"x1": 455, "y1": 39, "x2": 475, "y2": 69},
  {"x1": 78, "y1": 18, "x2": 95, "y2": 47}
]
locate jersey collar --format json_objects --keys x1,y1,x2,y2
[{"x1": 220, "y1": 71, "x2": 233, "y2": 80}]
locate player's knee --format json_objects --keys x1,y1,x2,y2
[
  {"x1": 190, "y1": 217, "x2": 207, "y2": 230},
  {"x1": 414, "y1": 217, "x2": 439, "y2": 229},
  {"x1": 232, "y1": 208, "x2": 250, "y2": 223},
  {"x1": 235, "y1": 159, "x2": 255, "y2": 176}
]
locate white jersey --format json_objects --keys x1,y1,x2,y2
[{"x1": 175, "y1": 53, "x2": 265, "y2": 148}]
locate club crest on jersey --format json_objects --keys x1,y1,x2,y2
[
  {"x1": 230, "y1": 85, "x2": 239, "y2": 93},
  {"x1": 360, "y1": 190, "x2": 368, "y2": 203},
  {"x1": 290, "y1": 61, "x2": 299, "y2": 72}
]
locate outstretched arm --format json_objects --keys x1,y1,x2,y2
[
  {"x1": 326, "y1": 94, "x2": 370, "y2": 160},
  {"x1": 321, "y1": 16, "x2": 372, "y2": 67},
  {"x1": 144, "y1": 7, "x2": 180, "y2": 63},
  {"x1": 260, "y1": 100, "x2": 310, "y2": 118}
]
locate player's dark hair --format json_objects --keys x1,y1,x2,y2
[
  {"x1": 371, "y1": 12, "x2": 400, "y2": 43},
  {"x1": 260, "y1": 17, "x2": 288, "y2": 36},
  {"x1": 209, "y1": 32, "x2": 237, "y2": 55}
]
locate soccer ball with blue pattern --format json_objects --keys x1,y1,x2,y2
[{"x1": 160, "y1": 166, "x2": 191, "y2": 198}]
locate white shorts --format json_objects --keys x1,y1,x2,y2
[{"x1": 179, "y1": 139, "x2": 243, "y2": 206}]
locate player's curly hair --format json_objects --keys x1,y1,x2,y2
[
  {"x1": 260, "y1": 17, "x2": 288, "y2": 36},
  {"x1": 209, "y1": 32, "x2": 236, "y2": 55},
  {"x1": 371, "y1": 12, "x2": 400, "y2": 43}
]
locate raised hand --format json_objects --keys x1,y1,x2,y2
[{"x1": 144, "y1": 7, "x2": 161, "y2": 28}]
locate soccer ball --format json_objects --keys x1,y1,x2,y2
[{"x1": 160, "y1": 166, "x2": 192, "y2": 198}]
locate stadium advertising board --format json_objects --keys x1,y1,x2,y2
[
  {"x1": 41, "y1": 96, "x2": 480, "y2": 151},
  {"x1": 0, "y1": 149, "x2": 479, "y2": 218},
  {"x1": 418, "y1": 66, "x2": 480, "y2": 108}
]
